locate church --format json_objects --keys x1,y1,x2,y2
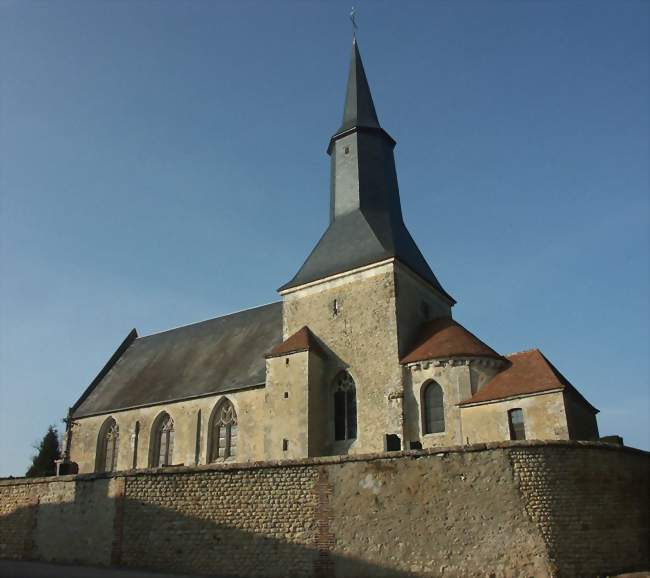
[{"x1": 64, "y1": 39, "x2": 599, "y2": 475}]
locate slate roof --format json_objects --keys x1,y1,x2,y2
[
  {"x1": 459, "y1": 348, "x2": 598, "y2": 411},
  {"x1": 401, "y1": 317, "x2": 502, "y2": 364},
  {"x1": 266, "y1": 326, "x2": 323, "y2": 358},
  {"x1": 336, "y1": 37, "x2": 381, "y2": 135},
  {"x1": 72, "y1": 302, "x2": 283, "y2": 418},
  {"x1": 279, "y1": 39, "x2": 454, "y2": 302}
]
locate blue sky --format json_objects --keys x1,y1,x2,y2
[{"x1": 0, "y1": 0, "x2": 648, "y2": 476}]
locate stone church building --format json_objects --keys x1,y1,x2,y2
[{"x1": 65, "y1": 40, "x2": 599, "y2": 475}]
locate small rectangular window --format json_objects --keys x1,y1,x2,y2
[
  {"x1": 385, "y1": 434, "x2": 401, "y2": 452},
  {"x1": 284, "y1": 391, "x2": 289, "y2": 399},
  {"x1": 508, "y1": 408, "x2": 526, "y2": 441},
  {"x1": 282, "y1": 439, "x2": 289, "y2": 452}
]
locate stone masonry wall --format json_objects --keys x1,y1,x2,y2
[
  {"x1": 282, "y1": 262, "x2": 405, "y2": 456},
  {"x1": 509, "y1": 445, "x2": 648, "y2": 577},
  {"x1": 0, "y1": 442, "x2": 647, "y2": 578},
  {"x1": 70, "y1": 388, "x2": 267, "y2": 474}
]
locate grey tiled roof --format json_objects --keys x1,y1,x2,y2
[{"x1": 72, "y1": 302, "x2": 282, "y2": 417}]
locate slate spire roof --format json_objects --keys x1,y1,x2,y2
[
  {"x1": 337, "y1": 37, "x2": 381, "y2": 134},
  {"x1": 280, "y1": 39, "x2": 454, "y2": 303}
]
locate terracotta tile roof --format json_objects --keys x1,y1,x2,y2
[
  {"x1": 459, "y1": 348, "x2": 596, "y2": 410},
  {"x1": 400, "y1": 317, "x2": 502, "y2": 364},
  {"x1": 266, "y1": 326, "x2": 323, "y2": 358}
]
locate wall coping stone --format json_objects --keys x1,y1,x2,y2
[{"x1": 1, "y1": 440, "x2": 646, "y2": 487}]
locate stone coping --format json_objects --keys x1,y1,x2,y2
[{"x1": 2, "y1": 439, "x2": 647, "y2": 487}]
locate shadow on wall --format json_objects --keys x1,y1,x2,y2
[
  {"x1": 1, "y1": 442, "x2": 649, "y2": 578},
  {"x1": 0, "y1": 481, "x2": 416, "y2": 578}
]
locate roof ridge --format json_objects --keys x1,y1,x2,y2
[
  {"x1": 139, "y1": 301, "x2": 281, "y2": 340},
  {"x1": 505, "y1": 347, "x2": 540, "y2": 358}
]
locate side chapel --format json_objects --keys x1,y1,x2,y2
[{"x1": 64, "y1": 39, "x2": 599, "y2": 474}]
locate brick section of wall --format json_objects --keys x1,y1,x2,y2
[
  {"x1": 0, "y1": 442, "x2": 647, "y2": 578},
  {"x1": 110, "y1": 477, "x2": 126, "y2": 566},
  {"x1": 22, "y1": 495, "x2": 38, "y2": 560},
  {"x1": 313, "y1": 467, "x2": 335, "y2": 578}
]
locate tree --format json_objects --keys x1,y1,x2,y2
[{"x1": 26, "y1": 425, "x2": 61, "y2": 478}]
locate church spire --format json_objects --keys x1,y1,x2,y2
[
  {"x1": 280, "y1": 39, "x2": 454, "y2": 304},
  {"x1": 337, "y1": 38, "x2": 381, "y2": 134}
]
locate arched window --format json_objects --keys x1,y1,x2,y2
[
  {"x1": 508, "y1": 408, "x2": 526, "y2": 440},
  {"x1": 96, "y1": 417, "x2": 119, "y2": 473},
  {"x1": 422, "y1": 381, "x2": 445, "y2": 434},
  {"x1": 151, "y1": 412, "x2": 175, "y2": 467},
  {"x1": 209, "y1": 399, "x2": 238, "y2": 461},
  {"x1": 333, "y1": 371, "x2": 357, "y2": 441}
]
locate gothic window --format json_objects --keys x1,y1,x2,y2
[
  {"x1": 508, "y1": 408, "x2": 526, "y2": 441},
  {"x1": 96, "y1": 417, "x2": 119, "y2": 473},
  {"x1": 209, "y1": 399, "x2": 238, "y2": 461},
  {"x1": 422, "y1": 381, "x2": 445, "y2": 434},
  {"x1": 151, "y1": 412, "x2": 175, "y2": 467},
  {"x1": 333, "y1": 371, "x2": 357, "y2": 441}
]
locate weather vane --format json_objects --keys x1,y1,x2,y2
[{"x1": 350, "y1": 6, "x2": 358, "y2": 36}]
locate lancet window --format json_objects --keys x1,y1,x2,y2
[
  {"x1": 96, "y1": 417, "x2": 119, "y2": 473},
  {"x1": 209, "y1": 399, "x2": 238, "y2": 461},
  {"x1": 151, "y1": 413, "x2": 175, "y2": 467}
]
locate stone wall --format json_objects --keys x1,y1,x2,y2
[
  {"x1": 392, "y1": 262, "x2": 452, "y2": 359},
  {"x1": 460, "y1": 390, "x2": 570, "y2": 444},
  {"x1": 1, "y1": 441, "x2": 647, "y2": 578},
  {"x1": 563, "y1": 389, "x2": 600, "y2": 441},
  {"x1": 264, "y1": 350, "x2": 312, "y2": 460},
  {"x1": 403, "y1": 357, "x2": 504, "y2": 449},
  {"x1": 70, "y1": 388, "x2": 267, "y2": 473},
  {"x1": 282, "y1": 261, "x2": 405, "y2": 455}
]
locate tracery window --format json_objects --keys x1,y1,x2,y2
[
  {"x1": 508, "y1": 408, "x2": 526, "y2": 441},
  {"x1": 333, "y1": 371, "x2": 357, "y2": 441},
  {"x1": 209, "y1": 399, "x2": 238, "y2": 461},
  {"x1": 151, "y1": 413, "x2": 175, "y2": 467},
  {"x1": 422, "y1": 381, "x2": 445, "y2": 434},
  {"x1": 96, "y1": 417, "x2": 119, "y2": 473}
]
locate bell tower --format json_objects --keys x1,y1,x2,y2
[
  {"x1": 280, "y1": 38, "x2": 453, "y2": 306},
  {"x1": 273, "y1": 38, "x2": 455, "y2": 456}
]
